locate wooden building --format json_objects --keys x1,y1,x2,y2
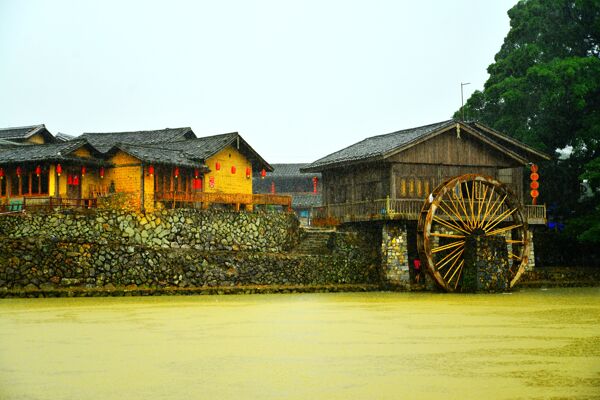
[
  {"x1": 253, "y1": 163, "x2": 322, "y2": 224},
  {"x1": 0, "y1": 126, "x2": 290, "y2": 212},
  {"x1": 301, "y1": 120, "x2": 550, "y2": 225}
]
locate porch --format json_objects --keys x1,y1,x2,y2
[
  {"x1": 312, "y1": 198, "x2": 547, "y2": 226},
  {"x1": 154, "y1": 191, "x2": 292, "y2": 211}
]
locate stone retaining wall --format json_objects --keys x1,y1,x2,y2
[{"x1": 0, "y1": 210, "x2": 381, "y2": 295}]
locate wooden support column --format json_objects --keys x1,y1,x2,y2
[
  {"x1": 140, "y1": 163, "x2": 145, "y2": 212},
  {"x1": 389, "y1": 164, "x2": 396, "y2": 199}
]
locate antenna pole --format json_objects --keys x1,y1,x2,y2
[{"x1": 461, "y1": 82, "x2": 470, "y2": 121}]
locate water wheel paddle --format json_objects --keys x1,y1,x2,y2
[{"x1": 417, "y1": 174, "x2": 529, "y2": 292}]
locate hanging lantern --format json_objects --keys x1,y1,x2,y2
[
  {"x1": 261, "y1": 169, "x2": 266, "y2": 179},
  {"x1": 56, "y1": 164, "x2": 62, "y2": 176},
  {"x1": 246, "y1": 167, "x2": 251, "y2": 179},
  {"x1": 0, "y1": 168, "x2": 4, "y2": 180},
  {"x1": 67, "y1": 174, "x2": 73, "y2": 185},
  {"x1": 193, "y1": 178, "x2": 202, "y2": 190},
  {"x1": 530, "y1": 164, "x2": 540, "y2": 205},
  {"x1": 231, "y1": 165, "x2": 236, "y2": 174},
  {"x1": 16, "y1": 166, "x2": 22, "y2": 178},
  {"x1": 99, "y1": 166, "x2": 105, "y2": 179},
  {"x1": 148, "y1": 165, "x2": 155, "y2": 177},
  {"x1": 81, "y1": 166, "x2": 86, "y2": 177},
  {"x1": 174, "y1": 167, "x2": 180, "y2": 179},
  {"x1": 194, "y1": 168, "x2": 199, "y2": 179},
  {"x1": 35, "y1": 165, "x2": 42, "y2": 177},
  {"x1": 215, "y1": 162, "x2": 221, "y2": 171},
  {"x1": 312, "y1": 176, "x2": 318, "y2": 194},
  {"x1": 73, "y1": 175, "x2": 80, "y2": 186}
]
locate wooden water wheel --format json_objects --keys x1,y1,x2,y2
[{"x1": 417, "y1": 174, "x2": 529, "y2": 292}]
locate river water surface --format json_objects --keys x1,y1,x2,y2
[{"x1": 1, "y1": 288, "x2": 599, "y2": 399}]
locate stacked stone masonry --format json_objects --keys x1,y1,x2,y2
[{"x1": 0, "y1": 209, "x2": 380, "y2": 293}]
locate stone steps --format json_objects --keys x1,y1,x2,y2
[{"x1": 293, "y1": 228, "x2": 335, "y2": 255}]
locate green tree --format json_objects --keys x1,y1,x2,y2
[{"x1": 455, "y1": 0, "x2": 600, "y2": 244}]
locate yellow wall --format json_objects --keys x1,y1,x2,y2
[
  {"x1": 105, "y1": 150, "x2": 155, "y2": 211},
  {"x1": 72, "y1": 147, "x2": 92, "y2": 158},
  {"x1": 27, "y1": 133, "x2": 46, "y2": 144},
  {"x1": 204, "y1": 145, "x2": 253, "y2": 194}
]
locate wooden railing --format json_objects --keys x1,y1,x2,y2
[
  {"x1": 312, "y1": 198, "x2": 547, "y2": 225},
  {"x1": 0, "y1": 197, "x2": 97, "y2": 214},
  {"x1": 155, "y1": 191, "x2": 292, "y2": 211}
]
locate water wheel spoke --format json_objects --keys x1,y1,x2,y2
[
  {"x1": 483, "y1": 207, "x2": 516, "y2": 233},
  {"x1": 436, "y1": 247, "x2": 464, "y2": 271},
  {"x1": 432, "y1": 216, "x2": 470, "y2": 235},
  {"x1": 429, "y1": 233, "x2": 465, "y2": 239},
  {"x1": 479, "y1": 186, "x2": 497, "y2": 228},
  {"x1": 486, "y1": 223, "x2": 522, "y2": 237},
  {"x1": 465, "y1": 181, "x2": 476, "y2": 230},
  {"x1": 431, "y1": 240, "x2": 465, "y2": 254},
  {"x1": 481, "y1": 194, "x2": 508, "y2": 230},
  {"x1": 508, "y1": 252, "x2": 522, "y2": 261},
  {"x1": 453, "y1": 183, "x2": 472, "y2": 229},
  {"x1": 437, "y1": 201, "x2": 469, "y2": 232},
  {"x1": 453, "y1": 261, "x2": 465, "y2": 290},
  {"x1": 506, "y1": 239, "x2": 525, "y2": 244},
  {"x1": 445, "y1": 259, "x2": 464, "y2": 284}
]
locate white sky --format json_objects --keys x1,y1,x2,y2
[{"x1": 0, "y1": 0, "x2": 517, "y2": 163}]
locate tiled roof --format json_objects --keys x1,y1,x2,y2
[
  {"x1": 0, "y1": 124, "x2": 49, "y2": 140},
  {"x1": 55, "y1": 132, "x2": 76, "y2": 142},
  {"x1": 81, "y1": 127, "x2": 196, "y2": 153},
  {"x1": 268, "y1": 163, "x2": 321, "y2": 177},
  {"x1": 113, "y1": 144, "x2": 206, "y2": 169},
  {"x1": 0, "y1": 140, "x2": 105, "y2": 165},
  {"x1": 302, "y1": 120, "x2": 455, "y2": 172},
  {"x1": 158, "y1": 132, "x2": 273, "y2": 172},
  {"x1": 0, "y1": 139, "x2": 27, "y2": 148},
  {"x1": 290, "y1": 193, "x2": 322, "y2": 208}
]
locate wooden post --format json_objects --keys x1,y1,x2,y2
[
  {"x1": 140, "y1": 163, "x2": 145, "y2": 212},
  {"x1": 389, "y1": 164, "x2": 396, "y2": 199}
]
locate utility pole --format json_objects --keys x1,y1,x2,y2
[{"x1": 461, "y1": 82, "x2": 470, "y2": 121}]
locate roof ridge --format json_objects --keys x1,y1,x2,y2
[
  {"x1": 367, "y1": 119, "x2": 455, "y2": 140},
  {"x1": 0, "y1": 124, "x2": 45, "y2": 131},
  {"x1": 83, "y1": 127, "x2": 192, "y2": 135}
]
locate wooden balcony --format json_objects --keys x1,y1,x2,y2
[
  {"x1": 0, "y1": 196, "x2": 98, "y2": 214},
  {"x1": 312, "y1": 198, "x2": 546, "y2": 226},
  {"x1": 155, "y1": 191, "x2": 292, "y2": 211}
]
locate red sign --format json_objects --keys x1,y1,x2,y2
[{"x1": 209, "y1": 176, "x2": 215, "y2": 188}]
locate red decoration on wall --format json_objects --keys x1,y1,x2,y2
[
  {"x1": 231, "y1": 166, "x2": 236, "y2": 174},
  {"x1": 99, "y1": 167, "x2": 105, "y2": 179},
  {"x1": 246, "y1": 167, "x2": 251, "y2": 179},
  {"x1": 148, "y1": 165, "x2": 154, "y2": 176},
  {"x1": 67, "y1": 175, "x2": 73, "y2": 185},
  {"x1": 271, "y1": 181, "x2": 275, "y2": 194},
  {"x1": 194, "y1": 168, "x2": 199, "y2": 179},
  {"x1": 260, "y1": 169, "x2": 266, "y2": 179},
  {"x1": 174, "y1": 167, "x2": 180, "y2": 179},
  {"x1": 73, "y1": 175, "x2": 80, "y2": 186},
  {"x1": 193, "y1": 178, "x2": 202, "y2": 190},
  {"x1": 312, "y1": 176, "x2": 318, "y2": 194},
  {"x1": 56, "y1": 164, "x2": 62, "y2": 176},
  {"x1": 215, "y1": 162, "x2": 221, "y2": 171},
  {"x1": 0, "y1": 168, "x2": 4, "y2": 180},
  {"x1": 16, "y1": 166, "x2": 22, "y2": 178},
  {"x1": 209, "y1": 176, "x2": 215, "y2": 188},
  {"x1": 81, "y1": 166, "x2": 86, "y2": 177},
  {"x1": 35, "y1": 165, "x2": 42, "y2": 177}
]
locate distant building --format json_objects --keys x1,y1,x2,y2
[{"x1": 254, "y1": 163, "x2": 321, "y2": 225}]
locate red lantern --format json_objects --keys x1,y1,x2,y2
[
  {"x1": 73, "y1": 175, "x2": 80, "y2": 186},
  {"x1": 530, "y1": 164, "x2": 538, "y2": 173},
  {"x1": 530, "y1": 181, "x2": 539, "y2": 190},
  {"x1": 246, "y1": 167, "x2": 251, "y2": 179},
  {"x1": 260, "y1": 169, "x2": 266, "y2": 179},
  {"x1": 174, "y1": 167, "x2": 180, "y2": 178},
  {"x1": 148, "y1": 165, "x2": 154, "y2": 176},
  {"x1": 530, "y1": 189, "x2": 539, "y2": 198},
  {"x1": 81, "y1": 166, "x2": 86, "y2": 177},
  {"x1": 194, "y1": 168, "x2": 199, "y2": 179},
  {"x1": 99, "y1": 166, "x2": 105, "y2": 179},
  {"x1": 530, "y1": 172, "x2": 539, "y2": 181},
  {"x1": 0, "y1": 168, "x2": 4, "y2": 180},
  {"x1": 215, "y1": 162, "x2": 221, "y2": 171},
  {"x1": 56, "y1": 164, "x2": 62, "y2": 176},
  {"x1": 67, "y1": 175, "x2": 73, "y2": 185},
  {"x1": 16, "y1": 166, "x2": 22, "y2": 178},
  {"x1": 231, "y1": 166, "x2": 236, "y2": 174},
  {"x1": 35, "y1": 165, "x2": 42, "y2": 177},
  {"x1": 193, "y1": 178, "x2": 202, "y2": 190}
]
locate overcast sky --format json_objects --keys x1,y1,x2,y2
[{"x1": 0, "y1": 0, "x2": 517, "y2": 163}]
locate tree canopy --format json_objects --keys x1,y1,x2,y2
[{"x1": 456, "y1": 0, "x2": 600, "y2": 244}]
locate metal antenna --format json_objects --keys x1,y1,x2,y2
[{"x1": 461, "y1": 82, "x2": 470, "y2": 121}]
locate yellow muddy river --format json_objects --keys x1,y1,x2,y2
[{"x1": 1, "y1": 288, "x2": 599, "y2": 400}]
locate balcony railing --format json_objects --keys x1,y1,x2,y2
[
  {"x1": 312, "y1": 198, "x2": 546, "y2": 225},
  {"x1": 155, "y1": 191, "x2": 292, "y2": 211},
  {"x1": 0, "y1": 197, "x2": 98, "y2": 214}
]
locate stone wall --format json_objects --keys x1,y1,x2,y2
[
  {"x1": 0, "y1": 209, "x2": 380, "y2": 294},
  {"x1": 380, "y1": 222, "x2": 410, "y2": 288}
]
